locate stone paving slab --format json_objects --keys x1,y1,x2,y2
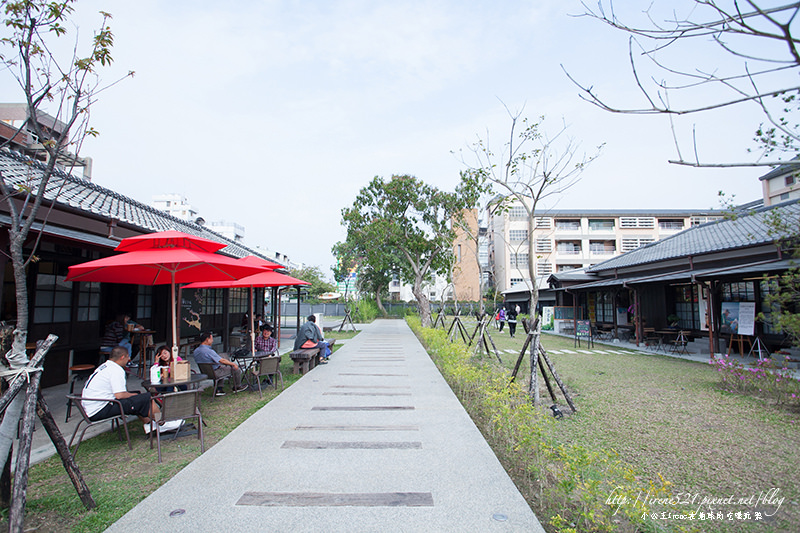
[{"x1": 106, "y1": 320, "x2": 545, "y2": 533}]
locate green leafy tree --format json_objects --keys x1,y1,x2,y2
[
  {"x1": 333, "y1": 232, "x2": 401, "y2": 318},
  {"x1": 760, "y1": 210, "x2": 800, "y2": 346},
  {"x1": 331, "y1": 240, "x2": 358, "y2": 299},
  {"x1": 356, "y1": 261, "x2": 395, "y2": 317},
  {"x1": 0, "y1": 0, "x2": 129, "y2": 475},
  {"x1": 290, "y1": 265, "x2": 336, "y2": 300},
  {"x1": 341, "y1": 175, "x2": 477, "y2": 327}
]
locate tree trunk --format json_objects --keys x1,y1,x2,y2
[
  {"x1": 528, "y1": 326, "x2": 541, "y2": 405},
  {"x1": 0, "y1": 336, "x2": 56, "y2": 477},
  {"x1": 375, "y1": 285, "x2": 388, "y2": 317},
  {"x1": 412, "y1": 278, "x2": 433, "y2": 327}
]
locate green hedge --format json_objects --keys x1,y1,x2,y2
[{"x1": 408, "y1": 317, "x2": 684, "y2": 533}]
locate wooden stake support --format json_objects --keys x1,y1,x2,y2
[
  {"x1": 337, "y1": 307, "x2": 357, "y2": 332},
  {"x1": 468, "y1": 315, "x2": 502, "y2": 363},
  {"x1": 432, "y1": 308, "x2": 447, "y2": 329},
  {"x1": 446, "y1": 311, "x2": 469, "y2": 344},
  {"x1": 0, "y1": 334, "x2": 95, "y2": 532},
  {"x1": 509, "y1": 319, "x2": 576, "y2": 413}
]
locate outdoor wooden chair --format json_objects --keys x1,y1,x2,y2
[
  {"x1": 197, "y1": 362, "x2": 230, "y2": 401},
  {"x1": 643, "y1": 328, "x2": 662, "y2": 351},
  {"x1": 65, "y1": 395, "x2": 132, "y2": 457},
  {"x1": 252, "y1": 356, "x2": 283, "y2": 398},
  {"x1": 670, "y1": 331, "x2": 690, "y2": 355},
  {"x1": 149, "y1": 389, "x2": 204, "y2": 463}
]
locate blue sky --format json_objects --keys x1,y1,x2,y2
[{"x1": 5, "y1": 1, "x2": 780, "y2": 276}]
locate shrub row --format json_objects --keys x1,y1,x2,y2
[
  {"x1": 409, "y1": 317, "x2": 686, "y2": 533},
  {"x1": 710, "y1": 355, "x2": 800, "y2": 405}
]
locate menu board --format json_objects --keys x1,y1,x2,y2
[
  {"x1": 180, "y1": 287, "x2": 203, "y2": 338},
  {"x1": 576, "y1": 320, "x2": 591, "y2": 337}
]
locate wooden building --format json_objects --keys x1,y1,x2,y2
[
  {"x1": 0, "y1": 149, "x2": 284, "y2": 387},
  {"x1": 546, "y1": 200, "x2": 799, "y2": 354}
]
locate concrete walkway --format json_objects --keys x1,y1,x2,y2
[{"x1": 106, "y1": 320, "x2": 545, "y2": 533}]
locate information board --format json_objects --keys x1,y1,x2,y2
[
  {"x1": 720, "y1": 301, "x2": 756, "y2": 336},
  {"x1": 180, "y1": 288, "x2": 203, "y2": 338},
  {"x1": 576, "y1": 320, "x2": 591, "y2": 337}
]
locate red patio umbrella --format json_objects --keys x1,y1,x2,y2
[
  {"x1": 183, "y1": 269, "x2": 310, "y2": 354},
  {"x1": 113, "y1": 230, "x2": 227, "y2": 253},
  {"x1": 66, "y1": 232, "x2": 266, "y2": 359}
]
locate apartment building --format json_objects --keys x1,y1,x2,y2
[
  {"x1": 759, "y1": 157, "x2": 800, "y2": 206},
  {"x1": 152, "y1": 193, "x2": 198, "y2": 221},
  {"x1": 487, "y1": 203, "x2": 724, "y2": 293}
]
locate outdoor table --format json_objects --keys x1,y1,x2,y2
[
  {"x1": 233, "y1": 352, "x2": 280, "y2": 387},
  {"x1": 142, "y1": 373, "x2": 206, "y2": 394},
  {"x1": 654, "y1": 330, "x2": 679, "y2": 352},
  {"x1": 130, "y1": 329, "x2": 156, "y2": 378}
]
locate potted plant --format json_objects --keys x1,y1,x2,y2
[{"x1": 667, "y1": 314, "x2": 681, "y2": 328}]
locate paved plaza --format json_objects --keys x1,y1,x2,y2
[{"x1": 103, "y1": 320, "x2": 545, "y2": 532}]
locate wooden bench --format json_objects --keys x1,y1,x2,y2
[{"x1": 289, "y1": 348, "x2": 319, "y2": 375}]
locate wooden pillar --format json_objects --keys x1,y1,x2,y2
[
  {"x1": 296, "y1": 287, "x2": 301, "y2": 332},
  {"x1": 709, "y1": 281, "x2": 720, "y2": 355},
  {"x1": 635, "y1": 289, "x2": 642, "y2": 346}
]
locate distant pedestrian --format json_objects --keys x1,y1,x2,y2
[
  {"x1": 507, "y1": 307, "x2": 518, "y2": 338},
  {"x1": 497, "y1": 308, "x2": 506, "y2": 332}
]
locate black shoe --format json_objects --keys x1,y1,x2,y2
[
  {"x1": 234, "y1": 384, "x2": 249, "y2": 393},
  {"x1": 215, "y1": 389, "x2": 226, "y2": 397}
]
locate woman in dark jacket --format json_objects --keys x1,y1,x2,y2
[{"x1": 507, "y1": 308, "x2": 518, "y2": 338}]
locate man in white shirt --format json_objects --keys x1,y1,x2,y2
[{"x1": 82, "y1": 346, "x2": 158, "y2": 424}]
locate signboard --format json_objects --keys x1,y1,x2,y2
[
  {"x1": 616, "y1": 307, "x2": 629, "y2": 326},
  {"x1": 720, "y1": 302, "x2": 756, "y2": 336},
  {"x1": 738, "y1": 302, "x2": 756, "y2": 336},
  {"x1": 180, "y1": 288, "x2": 203, "y2": 338},
  {"x1": 576, "y1": 320, "x2": 591, "y2": 337},
  {"x1": 542, "y1": 306, "x2": 554, "y2": 328}
]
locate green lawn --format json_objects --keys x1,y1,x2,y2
[
  {"x1": 438, "y1": 317, "x2": 799, "y2": 532},
  {"x1": 2, "y1": 330, "x2": 358, "y2": 532}
]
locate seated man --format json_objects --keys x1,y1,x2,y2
[
  {"x1": 101, "y1": 313, "x2": 143, "y2": 364},
  {"x1": 193, "y1": 331, "x2": 247, "y2": 396},
  {"x1": 81, "y1": 346, "x2": 160, "y2": 433},
  {"x1": 254, "y1": 324, "x2": 278, "y2": 356},
  {"x1": 294, "y1": 315, "x2": 330, "y2": 364}
]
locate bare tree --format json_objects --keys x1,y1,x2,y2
[
  {"x1": 0, "y1": 0, "x2": 129, "y2": 474},
  {"x1": 565, "y1": 0, "x2": 800, "y2": 168},
  {"x1": 461, "y1": 108, "x2": 602, "y2": 316}
]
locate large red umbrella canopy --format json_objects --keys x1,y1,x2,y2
[
  {"x1": 66, "y1": 248, "x2": 261, "y2": 285},
  {"x1": 66, "y1": 232, "x2": 266, "y2": 357},
  {"x1": 113, "y1": 230, "x2": 226, "y2": 253},
  {"x1": 184, "y1": 269, "x2": 309, "y2": 354},
  {"x1": 182, "y1": 269, "x2": 309, "y2": 290}
]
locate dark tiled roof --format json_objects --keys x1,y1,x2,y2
[
  {"x1": 587, "y1": 200, "x2": 800, "y2": 272},
  {"x1": 0, "y1": 149, "x2": 281, "y2": 263},
  {"x1": 757, "y1": 155, "x2": 800, "y2": 181}
]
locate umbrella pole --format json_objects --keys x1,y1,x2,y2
[
  {"x1": 250, "y1": 287, "x2": 255, "y2": 356},
  {"x1": 171, "y1": 278, "x2": 179, "y2": 360}
]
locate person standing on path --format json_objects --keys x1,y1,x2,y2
[
  {"x1": 507, "y1": 307, "x2": 518, "y2": 338},
  {"x1": 497, "y1": 308, "x2": 506, "y2": 332}
]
